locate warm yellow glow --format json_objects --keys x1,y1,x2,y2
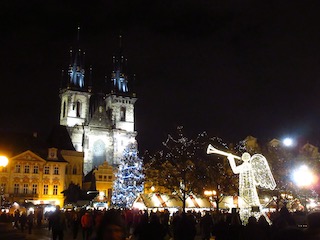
[
  {"x1": 204, "y1": 190, "x2": 217, "y2": 196},
  {"x1": 0, "y1": 156, "x2": 8, "y2": 167},
  {"x1": 151, "y1": 186, "x2": 155, "y2": 192}
]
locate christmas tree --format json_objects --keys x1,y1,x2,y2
[{"x1": 112, "y1": 143, "x2": 144, "y2": 208}]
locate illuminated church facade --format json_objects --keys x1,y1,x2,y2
[{"x1": 59, "y1": 34, "x2": 137, "y2": 174}]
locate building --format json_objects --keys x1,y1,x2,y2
[
  {"x1": 59, "y1": 32, "x2": 137, "y2": 174},
  {"x1": 0, "y1": 130, "x2": 84, "y2": 207},
  {"x1": 83, "y1": 161, "x2": 115, "y2": 205}
]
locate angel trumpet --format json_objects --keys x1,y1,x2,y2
[{"x1": 207, "y1": 144, "x2": 241, "y2": 160}]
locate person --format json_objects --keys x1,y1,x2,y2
[
  {"x1": 81, "y1": 211, "x2": 93, "y2": 240},
  {"x1": 19, "y1": 212, "x2": 27, "y2": 232},
  {"x1": 27, "y1": 211, "x2": 34, "y2": 234},
  {"x1": 95, "y1": 209, "x2": 126, "y2": 240},
  {"x1": 71, "y1": 210, "x2": 80, "y2": 239},
  {"x1": 200, "y1": 211, "x2": 214, "y2": 240},
  {"x1": 51, "y1": 205, "x2": 66, "y2": 240}
]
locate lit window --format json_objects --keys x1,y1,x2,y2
[
  {"x1": 53, "y1": 167, "x2": 59, "y2": 175},
  {"x1": 53, "y1": 185, "x2": 58, "y2": 195},
  {"x1": 43, "y1": 185, "x2": 48, "y2": 195},
  {"x1": 15, "y1": 165, "x2": 21, "y2": 173},
  {"x1": 32, "y1": 184, "x2": 37, "y2": 194},
  {"x1": 33, "y1": 166, "x2": 39, "y2": 174},
  {"x1": 23, "y1": 184, "x2": 28, "y2": 194},
  {"x1": 0, "y1": 183, "x2": 6, "y2": 193},
  {"x1": 24, "y1": 165, "x2": 30, "y2": 173},
  {"x1": 44, "y1": 166, "x2": 50, "y2": 174},
  {"x1": 14, "y1": 184, "x2": 19, "y2": 194}
]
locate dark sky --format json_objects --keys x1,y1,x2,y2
[{"x1": 1, "y1": 0, "x2": 320, "y2": 152}]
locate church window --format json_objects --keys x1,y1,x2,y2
[
  {"x1": 76, "y1": 101, "x2": 81, "y2": 117},
  {"x1": 120, "y1": 107, "x2": 126, "y2": 121},
  {"x1": 63, "y1": 101, "x2": 66, "y2": 118},
  {"x1": 14, "y1": 184, "x2": 19, "y2": 194}
]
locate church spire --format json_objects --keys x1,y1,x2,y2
[
  {"x1": 68, "y1": 26, "x2": 86, "y2": 89},
  {"x1": 111, "y1": 34, "x2": 129, "y2": 93}
]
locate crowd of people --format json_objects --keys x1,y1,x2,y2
[{"x1": 1, "y1": 206, "x2": 320, "y2": 240}]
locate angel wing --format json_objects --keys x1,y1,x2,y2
[{"x1": 251, "y1": 154, "x2": 276, "y2": 190}]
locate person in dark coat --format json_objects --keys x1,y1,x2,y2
[
  {"x1": 200, "y1": 211, "x2": 214, "y2": 240},
  {"x1": 95, "y1": 209, "x2": 126, "y2": 240},
  {"x1": 27, "y1": 212, "x2": 34, "y2": 234},
  {"x1": 19, "y1": 212, "x2": 27, "y2": 232},
  {"x1": 51, "y1": 206, "x2": 66, "y2": 240}
]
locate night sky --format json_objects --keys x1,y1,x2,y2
[{"x1": 2, "y1": 1, "x2": 320, "y2": 152}]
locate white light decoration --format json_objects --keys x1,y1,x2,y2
[
  {"x1": 112, "y1": 143, "x2": 144, "y2": 208},
  {"x1": 207, "y1": 145, "x2": 276, "y2": 225}
]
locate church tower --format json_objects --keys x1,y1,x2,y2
[
  {"x1": 59, "y1": 32, "x2": 137, "y2": 174},
  {"x1": 59, "y1": 27, "x2": 91, "y2": 152}
]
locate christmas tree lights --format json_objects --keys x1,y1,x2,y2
[{"x1": 112, "y1": 143, "x2": 144, "y2": 208}]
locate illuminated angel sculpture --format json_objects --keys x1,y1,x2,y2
[{"x1": 207, "y1": 145, "x2": 276, "y2": 224}]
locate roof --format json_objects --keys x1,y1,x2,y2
[
  {"x1": 46, "y1": 125, "x2": 75, "y2": 150},
  {"x1": 134, "y1": 193, "x2": 212, "y2": 209}
]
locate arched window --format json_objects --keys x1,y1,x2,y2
[
  {"x1": 76, "y1": 101, "x2": 81, "y2": 117},
  {"x1": 120, "y1": 107, "x2": 126, "y2": 121},
  {"x1": 63, "y1": 101, "x2": 66, "y2": 118}
]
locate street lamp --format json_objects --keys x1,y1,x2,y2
[
  {"x1": 292, "y1": 165, "x2": 315, "y2": 211},
  {"x1": 204, "y1": 190, "x2": 217, "y2": 211},
  {"x1": 0, "y1": 156, "x2": 8, "y2": 207}
]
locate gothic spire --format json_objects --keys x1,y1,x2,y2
[
  {"x1": 111, "y1": 34, "x2": 129, "y2": 93},
  {"x1": 68, "y1": 26, "x2": 85, "y2": 89}
]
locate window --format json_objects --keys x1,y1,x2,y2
[
  {"x1": 2, "y1": 167, "x2": 7, "y2": 172},
  {"x1": 72, "y1": 167, "x2": 77, "y2": 175},
  {"x1": 44, "y1": 166, "x2": 50, "y2": 174},
  {"x1": 53, "y1": 167, "x2": 59, "y2": 175},
  {"x1": 98, "y1": 175, "x2": 102, "y2": 180},
  {"x1": 76, "y1": 101, "x2": 81, "y2": 117},
  {"x1": 23, "y1": 184, "x2": 28, "y2": 194},
  {"x1": 120, "y1": 107, "x2": 126, "y2": 121},
  {"x1": 0, "y1": 183, "x2": 6, "y2": 193},
  {"x1": 104, "y1": 175, "x2": 107, "y2": 180},
  {"x1": 63, "y1": 101, "x2": 66, "y2": 118},
  {"x1": 43, "y1": 185, "x2": 48, "y2": 195},
  {"x1": 15, "y1": 165, "x2": 21, "y2": 173},
  {"x1": 33, "y1": 166, "x2": 39, "y2": 174},
  {"x1": 14, "y1": 184, "x2": 19, "y2": 194},
  {"x1": 24, "y1": 165, "x2": 30, "y2": 173},
  {"x1": 32, "y1": 184, "x2": 37, "y2": 194},
  {"x1": 53, "y1": 185, "x2": 58, "y2": 195},
  {"x1": 108, "y1": 175, "x2": 112, "y2": 180}
]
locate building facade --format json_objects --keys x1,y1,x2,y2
[
  {"x1": 59, "y1": 34, "x2": 137, "y2": 174},
  {"x1": 0, "y1": 148, "x2": 83, "y2": 207}
]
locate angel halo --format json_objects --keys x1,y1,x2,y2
[{"x1": 207, "y1": 144, "x2": 276, "y2": 225}]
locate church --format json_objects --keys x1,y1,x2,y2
[{"x1": 59, "y1": 32, "x2": 137, "y2": 174}]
